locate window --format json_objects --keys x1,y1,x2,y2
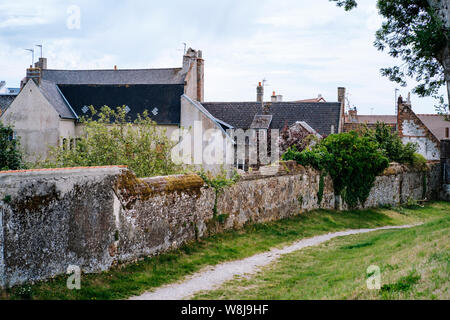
[{"x1": 446, "y1": 127, "x2": 449, "y2": 139}]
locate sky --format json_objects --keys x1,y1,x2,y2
[{"x1": 0, "y1": 0, "x2": 447, "y2": 115}]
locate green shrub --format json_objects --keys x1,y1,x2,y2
[
  {"x1": 359, "y1": 122, "x2": 418, "y2": 164},
  {"x1": 0, "y1": 122, "x2": 24, "y2": 171},
  {"x1": 411, "y1": 153, "x2": 428, "y2": 171},
  {"x1": 283, "y1": 132, "x2": 389, "y2": 208},
  {"x1": 36, "y1": 106, "x2": 183, "y2": 178}
]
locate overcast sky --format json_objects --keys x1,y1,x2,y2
[{"x1": 0, "y1": 0, "x2": 447, "y2": 115}]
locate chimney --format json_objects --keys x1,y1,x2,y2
[
  {"x1": 338, "y1": 87, "x2": 346, "y2": 104},
  {"x1": 257, "y1": 82, "x2": 264, "y2": 103},
  {"x1": 114, "y1": 65, "x2": 117, "y2": 70},
  {"x1": 348, "y1": 107, "x2": 358, "y2": 123},
  {"x1": 271, "y1": 91, "x2": 283, "y2": 102},
  {"x1": 196, "y1": 50, "x2": 204, "y2": 102},
  {"x1": 34, "y1": 57, "x2": 47, "y2": 70},
  {"x1": 182, "y1": 48, "x2": 204, "y2": 102},
  {"x1": 25, "y1": 67, "x2": 42, "y2": 86}
]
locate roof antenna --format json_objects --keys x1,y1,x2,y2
[
  {"x1": 36, "y1": 44, "x2": 43, "y2": 58},
  {"x1": 177, "y1": 43, "x2": 187, "y2": 55},
  {"x1": 25, "y1": 48, "x2": 34, "y2": 66}
]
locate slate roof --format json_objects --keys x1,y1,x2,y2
[
  {"x1": 0, "y1": 94, "x2": 18, "y2": 116},
  {"x1": 35, "y1": 67, "x2": 187, "y2": 123},
  {"x1": 40, "y1": 80, "x2": 77, "y2": 119},
  {"x1": 42, "y1": 68, "x2": 186, "y2": 85},
  {"x1": 201, "y1": 102, "x2": 341, "y2": 136},
  {"x1": 58, "y1": 84, "x2": 184, "y2": 124}
]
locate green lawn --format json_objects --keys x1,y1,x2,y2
[
  {"x1": 1, "y1": 202, "x2": 449, "y2": 300},
  {"x1": 193, "y1": 205, "x2": 450, "y2": 300}
]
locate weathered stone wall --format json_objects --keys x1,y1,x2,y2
[{"x1": 0, "y1": 162, "x2": 441, "y2": 288}]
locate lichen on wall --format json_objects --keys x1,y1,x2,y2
[{"x1": 0, "y1": 162, "x2": 442, "y2": 288}]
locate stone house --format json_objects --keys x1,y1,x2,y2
[
  {"x1": 1, "y1": 48, "x2": 211, "y2": 162},
  {"x1": 342, "y1": 95, "x2": 450, "y2": 161},
  {"x1": 1, "y1": 48, "x2": 345, "y2": 172}
]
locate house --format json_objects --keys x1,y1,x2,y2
[
  {"x1": 1, "y1": 48, "x2": 206, "y2": 162},
  {"x1": 183, "y1": 84, "x2": 344, "y2": 170},
  {"x1": 0, "y1": 81, "x2": 19, "y2": 117},
  {"x1": 1, "y1": 48, "x2": 345, "y2": 172},
  {"x1": 342, "y1": 94, "x2": 450, "y2": 161}
]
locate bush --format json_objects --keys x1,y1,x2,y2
[
  {"x1": 0, "y1": 122, "x2": 24, "y2": 170},
  {"x1": 36, "y1": 106, "x2": 184, "y2": 178},
  {"x1": 283, "y1": 132, "x2": 389, "y2": 208},
  {"x1": 359, "y1": 122, "x2": 418, "y2": 164}
]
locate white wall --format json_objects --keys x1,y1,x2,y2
[
  {"x1": 401, "y1": 120, "x2": 440, "y2": 160},
  {"x1": 1, "y1": 80, "x2": 61, "y2": 162}
]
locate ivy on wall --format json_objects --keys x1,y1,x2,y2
[{"x1": 283, "y1": 132, "x2": 389, "y2": 208}]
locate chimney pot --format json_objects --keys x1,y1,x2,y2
[{"x1": 257, "y1": 82, "x2": 264, "y2": 103}]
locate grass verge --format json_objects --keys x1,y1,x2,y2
[
  {"x1": 1, "y1": 202, "x2": 449, "y2": 300},
  {"x1": 193, "y1": 205, "x2": 449, "y2": 300}
]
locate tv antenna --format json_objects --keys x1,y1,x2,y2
[
  {"x1": 36, "y1": 44, "x2": 43, "y2": 58},
  {"x1": 25, "y1": 49, "x2": 34, "y2": 66},
  {"x1": 177, "y1": 43, "x2": 187, "y2": 55}
]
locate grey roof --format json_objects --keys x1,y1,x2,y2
[
  {"x1": 39, "y1": 80, "x2": 77, "y2": 119},
  {"x1": 250, "y1": 115, "x2": 273, "y2": 129},
  {"x1": 42, "y1": 68, "x2": 186, "y2": 85},
  {"x1": 0, "y1": 94, "x2": 18, "y2": 115},
  {"x1": 201, "y1": 102, "x2": 342, "y2": 136},
  {"x1": 33, "y1": 67, "x2": 188, "y2": 120}
]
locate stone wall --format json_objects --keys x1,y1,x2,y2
[{"x1": 0, "y1": 162, "x2": 441, "y2": 288}]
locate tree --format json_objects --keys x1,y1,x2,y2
[
  {"x1": 330, "y1": 0, "x2": 450, "y2": 113},
  {"x1": 282, "y1": 132, "x2": 389, "y2": 208},
  {"x1": 0, "y1": 122, "x2": 24, "y2": 170},
  {"x1": 37, "y1": 106, "x2": 184, "y2": 178}
]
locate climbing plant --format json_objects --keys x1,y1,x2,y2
[
  {"x1": 283, "y1": 132, "x2": 389, "y2": 208},
  {"x1": 198, "y1": 168, "x2": 240, "y2": 217}
]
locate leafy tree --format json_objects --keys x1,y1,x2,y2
[
  {"x1": 0, "y1": 122, "x2": 24, "y2": 170},
  {"x1": 330, "y1": 0, "x2": 450, "y2": 114},
  {"x1": 358, "y1": 122, "x2": 418, "y2": 164},
  {"x1": 283, "y1": 132, "x2": 389, "y2": 208},
  {"x1": 37, "y1": 106, "x2": 184, "y2": 178}
]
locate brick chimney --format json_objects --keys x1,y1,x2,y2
[
  {"x1": 348, "y1": 107, "x2": 358, "y2": 123},
  {"x1": 257, "y1": 82, "x2": 264, "y2": 103},
  {"x1": 24, "y1": 67, "x2": 42, "y2": 87},
  {"x1": 34, "y1": 57, "x2": 47, "y2": 70},
  {"x1": 271, "y1": 91, "x2": 283, "y2": 102},
  {"x1": 338, "y1": 87, "x2": 346, "y2": 132},
  {"x1": 182, "y1": 48, "x2": 204, "y2": 102}
]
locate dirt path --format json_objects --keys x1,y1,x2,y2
[{"x1": 129, "y1": 224, "x2": 420, "y2": 300}]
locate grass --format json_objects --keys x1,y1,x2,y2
[
  {"x1": 193, "y1": 204, "x2": 449, "y2": 300},
  {"x1": 1, "y1": 202, "x2": 449, "y2": 300}
]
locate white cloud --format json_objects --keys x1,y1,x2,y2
[{"x1": 0, "y1": 0, "x2": 445, "y2": 115}]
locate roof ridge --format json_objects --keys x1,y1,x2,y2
[{"x1": 44, "y1": 67, "x2": 183, "y2": 72}]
